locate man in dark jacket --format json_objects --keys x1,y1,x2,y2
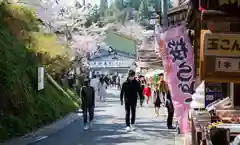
[
  {"x1": 81, "y1": 78, "x2": 95, "y2": 130},
  {"x1": 120, "y1": 70, "x2": 143, "y2": 131}
]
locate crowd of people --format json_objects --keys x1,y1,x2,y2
[{"x1": 80, "y1": 70, "x2": 175, "y2": 131}]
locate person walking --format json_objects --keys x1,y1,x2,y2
[
  {"x1": 158, "y1": 73, "x2": 175, "y2": 129},
  {"x1": 98, "y1": 77, "x2": 107, "y2": 102},
  {"x1": 81, "y1": 79, "x2": 95, "y2": 130},
  {"x1": 120, "y1": 70, "x2": 143, "y2": 132},
  {"x1": 90, "y1": 75, "x2": 99, "y2": 101},
  {"x1": 139, "y1": 75, "x2": 146, "y2": 107},
  {"x1": 143, "y1": 83, "x2": 152, "y2": 105},
  {"x1": 153, "y1": 84, "x2": 161, "y2": 116},
  {"x1": 116, "y1": 75, "x2": 121, "y2": 90}
]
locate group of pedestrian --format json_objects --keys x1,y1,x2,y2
[
  {"x1": 120, "y1": 70, "x2": 175, "y2": 131},
  {"x1": 80, "y1": 70, "x2": 175, "y2": 131}
]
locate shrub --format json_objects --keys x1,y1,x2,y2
[{"x1": 0, "y1": 3, "x2": 79, "y2": 142}]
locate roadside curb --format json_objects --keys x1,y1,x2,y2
[{"x1": 1, "y1": 110, "x2": 81, "y2": 145}]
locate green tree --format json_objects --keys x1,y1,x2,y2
[
  {"x1": 168, "y1": 0, "x2": 173, "y2": 9},
  {"x1": 138, "y1": 0, "x2": 150, "y2": 21},
  {"x1": 100, "y1": 0, "x2": 108, "y2": 16},
  {"x1": 148, "y1": 0, "x2": 173, "y2": 11},
  {"x1": 114, "y1": 0, "x2": 124, "y2": 10},
  {"x1": 85, "y1": 4, "x2": 100, "y2": 27},
  {"x1": 125, "y1": 0, "x2": 141, "y2": 10}
]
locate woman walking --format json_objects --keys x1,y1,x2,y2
[
  {"x1": 153, "y1": 84, "x2": 161, "y2": 116},
  {"x1": 98, "y1": 77, "x2": 107, "y2": 102}
]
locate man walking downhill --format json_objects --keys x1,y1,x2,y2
[
  {"x1": 81, "y1": 79, "x2": 95, "y2": 130},
  {"x1": 120, "y1": 70, "x2": 143, "y2": 132}
]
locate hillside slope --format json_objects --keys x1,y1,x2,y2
[{"x1": 0, "y1": 3, "x2": 79, "y2": 142}]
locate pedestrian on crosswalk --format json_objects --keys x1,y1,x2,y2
[
  {"x1": 81, "y1": 78, "x2": 95, "y2": 130},
  {"x1": 120, "y1": 70, "x2": 143, "y2": 132}
]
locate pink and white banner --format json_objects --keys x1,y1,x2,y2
[{"x1": 157, "y1": 25, "x2": 195, "y2": 134}]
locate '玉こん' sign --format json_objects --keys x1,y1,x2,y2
[
  {"x1": 204, "y1": 33, "x2": 240, "y2": 56},
  {"x1": 200, "y1": 30, "x2": 240, "y2": 83}
]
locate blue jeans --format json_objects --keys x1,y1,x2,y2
[{"x1": 83, "y1": 106, "x2": 94, "y2": 124}]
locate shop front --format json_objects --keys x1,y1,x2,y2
[{"x1": 187, "y1": 1, "x2": 240, "y2": 144}]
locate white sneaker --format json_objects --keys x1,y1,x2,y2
[
  {"x1": 126, "y1": 126, "x2": 131, "y2": 132},
  {"x1": 131, "y1": 124, "x2": 136, "y2": 131},
  {"x1": 84, "y1": 124, "x2": 89, "y2": 130}
]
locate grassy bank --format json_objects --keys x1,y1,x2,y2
[{"x1": 0, "y1": 3, "x2": 80, "y2": 141}]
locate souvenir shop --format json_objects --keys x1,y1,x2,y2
[
  {"x1": 157, "y1": 0, "x2": 240, "y2": 144},
  {"x1": 185, "y1": 0, "x2": 240, "y2": 145}
]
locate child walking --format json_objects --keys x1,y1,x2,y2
[
  {"x1": 153, "y1": 84, "x2": 161, "y2": 116},
  {"x1": 143, "y1": 83, "x2": 152, "y2": 105}
]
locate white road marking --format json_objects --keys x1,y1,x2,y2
[{"x1": 35, "y1": 136, "x2": 48, "y2": 142}]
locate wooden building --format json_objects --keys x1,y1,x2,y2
[
  {"x1": 167, "y1": 0, "x2": 189, "y2": 27},
  {"x1": 136, "y1": 38, "x2": 163, "y2": 74},
  {"x1": 185, "y1": 0, "x2": 240, "y2": 144},
  {"x1": 162, "y1": 0, "x2": 240, "y2": 144}
]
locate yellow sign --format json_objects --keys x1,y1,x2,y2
[{"x1": 203, "y1": 32, "x2": 240, "y2": 56}]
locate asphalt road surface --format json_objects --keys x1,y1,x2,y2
[{"x1": 33, "y1": 88, "x2": 184, "y2": 145}]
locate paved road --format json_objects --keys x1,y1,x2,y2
[{"x1": 34, "y1": 88, "x2": 184, "y2": 145}]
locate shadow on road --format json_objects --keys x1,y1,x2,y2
[{"x1": 33, "y1": 90, "x2": 179, "y2": 145}]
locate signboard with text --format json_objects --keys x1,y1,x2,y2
[
  {"x1": 89, "y1": 60, "x2": 133, "y2": 68},
  {"x1": 159, "y1": 25, "x2": 195, "y2": 134},
  {"x1": 200, "y1": 30, "x2": 240, "y2": 82}
]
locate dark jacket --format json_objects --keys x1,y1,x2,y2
[
  {"x1": 81, "y1": 86, "x2": 95, "y2": 109},
  {"x1": 120, "y1": 78, "x2": 142, "y2": 105}
]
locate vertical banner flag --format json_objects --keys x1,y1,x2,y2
[{"x1": 157, "y1": 25, "x2": 195, "y2": 133}]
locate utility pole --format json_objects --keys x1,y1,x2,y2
[{"x1": 162, "y1": 0, "x2": 168, "y2": 30}]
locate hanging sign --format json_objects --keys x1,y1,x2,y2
[
  {"x1": 200, "y1": 30, "x2": 240, "y2": 82},
  {"x1": 38, "y1": 67, "x2": 44, "y2": 91},
  {"x1": 89, "y1": 60, "x2": 133, "y2": 68},
  {"x1": 158, "y1": 25, "x2": 196, "y2": 134}
]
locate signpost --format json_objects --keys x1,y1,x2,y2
[
  {"x1": 200, "y1": 30, "x2": 240, "y2": 82},
  {"x1": 38, "y1": 67, "x2": 44, "y2": 91}
]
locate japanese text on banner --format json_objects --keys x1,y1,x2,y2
[{"x1": 167, "y1": 37, "x2": 195, "y2": 96}]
